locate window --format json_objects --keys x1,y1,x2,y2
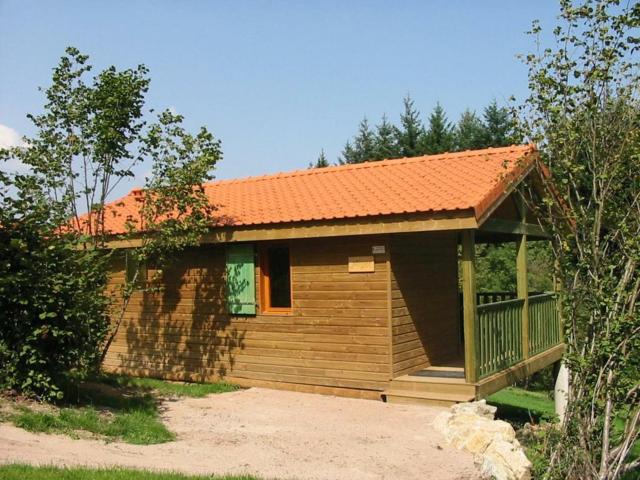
[{"x1": 260, "y1": 245, "x2": 292, "y2": 313}]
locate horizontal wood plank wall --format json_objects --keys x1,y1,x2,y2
[
  {"x1": 103, "y1": 236, "x2": 391, "y2": 397},
  {"x1": 390, "y1": 232, "x2": 460, "y2": 377}
]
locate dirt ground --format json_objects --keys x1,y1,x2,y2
[{"x1": 0, "y1": 387, "x2": 479, "y2": 480}]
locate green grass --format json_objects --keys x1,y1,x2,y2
[
  {"x1": 12, "y1": 406, "x2": 174, "y2": 445},
  {"x1": 0, "y1": 465, "x2": 261, "y2": 480},
  {"x1": 5, "y1": 375, "x2": 239, "y2": 445},
  {"x1": 487, "y1": 386, "x2": 556, "y2": 426},
  {"x1": 98, "y1": 374, "x2": 239, "y2": 398}
]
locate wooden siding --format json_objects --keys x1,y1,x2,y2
[
  {"x1": 390, "y1": 232, "x2": 461, "y2": 377},
  {"x1": 103, "y1": 236, "x2": 392, "y2": 395}
]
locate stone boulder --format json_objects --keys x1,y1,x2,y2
[{"x1": 433, "y1": 400, "x2": 531, "y2": 480}]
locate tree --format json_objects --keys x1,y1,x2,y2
[
  {"x1": 455, "y1": 109, "x2": 487, "y2": 151},
  {"x1": 374, "y1": 114, "x2": 400, "y2": 160},
  {"x1": 0, "y1": 47, "x2": 221, "y2": 397},
  {"x1": 396, "y1": 95, "x2": 425, "y2": 157},
  {"x1": 483, "y1": 100, "x2": 519, "y2": 147},
  {"x1": 340, "y1": 117, "x2": 376, "y2": 164},
  {"x1": 310, "y1": 149, "x2": 330, "y2": 168},
  {"x1": 521, "y1": 2, "x2": 640, "y2": 478},
  {"x1": 0, "y1": 172, "x2": 109, "y2": 400},
  {"x1": 421, "y1": 103, "x2": 455, "y2": 154}
]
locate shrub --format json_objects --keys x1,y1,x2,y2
[{"x1": 0, "y1": 176, "x2": 110, "y2": 400}]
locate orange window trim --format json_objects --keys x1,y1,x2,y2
[{"x1": 259, "y1": 245, "x2": 293, "y2": 314}]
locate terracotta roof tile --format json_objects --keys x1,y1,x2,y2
[{"x1": 96, "y1": 144, "x2": 537, "y2": 234}]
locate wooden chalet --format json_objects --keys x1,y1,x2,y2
[{"x1": 102, "y1": 144, "x2": 564, "y2": 406}]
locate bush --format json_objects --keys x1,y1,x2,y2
[{"x1": 0, "y1": 177, "x2": 110, "y2": 400}]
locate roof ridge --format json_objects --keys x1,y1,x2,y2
[{"x1": 204, "y1": 144, "x2": 535, "y2": 189}]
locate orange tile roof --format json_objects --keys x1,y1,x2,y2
[{"x1": 97, "y1": 144, "x2": 537, "y2": 235}]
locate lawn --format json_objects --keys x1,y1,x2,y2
[
  {"x1": 487, "y1": 386, "x2": 556, "y2": 426},
  {"x1": 0, "y1": 465, "x2": 260, "y2": 480},
  {"x1": 1, "y1": 374, "x2": 238, "y2": 445}
]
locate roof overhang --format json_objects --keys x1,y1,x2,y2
[{"x1": 103, "y1": 210, "x2": 478, "y2": 248}]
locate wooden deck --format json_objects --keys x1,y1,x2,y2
[{"x1": 382, "y1": 344, "x2": 564, "y2": 406}]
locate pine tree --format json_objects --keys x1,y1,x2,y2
[
  {"x1": 339, "y1": 117, "x2": 376, "y2": 164},
  {"x1": 310, "y1": 149, "x2": 330, "y2": 168},
  {"x1": 395, "y1": 95, "x2": 424, "y2": 157},
  {"x1": 373, "y1": 114, "x2": 400, "y2": 160},
  {"x1": 455, "y1": 109, "x2": 488, "y2": 151},
  {"x1": 482, "y1": 100, "x2": 519, "y2": 147},
  {"x1": 421, "y1": 103, "x2": 455, "y2": 154}
]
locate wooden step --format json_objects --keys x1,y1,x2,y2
[
  {"x1": 382, "y1": 388, "x2": 475, "y2": 407},
  {"x1": 388, "y1": 377, "x2": 476, "y2": 397}
]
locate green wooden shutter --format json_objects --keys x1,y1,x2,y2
[{"x1": 225, "y1": 244, "x2": 256, "y2": 315}]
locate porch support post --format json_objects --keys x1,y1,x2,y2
[
  {"x1": 461, "y1": 230, "x2": 478, "y2": 383},
  {"x1": 516, "y1": 193, "x2": 530, "y2": 359}
]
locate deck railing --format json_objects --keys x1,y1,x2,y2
[
  {"x1": 528, "y1": 293, "x2": 561, "y2": 356},
  {"x1": 474, "y1": 292, "x2": 560, "y2": 379},
  {"x1": 476, "y1": 298, "x2": 525, "y2": 378}
]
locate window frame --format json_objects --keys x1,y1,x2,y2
[{"x1": 259, "y1": 243, "x2": 293, "y2": 315}]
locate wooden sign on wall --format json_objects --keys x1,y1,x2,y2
[{"x1": 348, "y1": 255, "x2": 375, "y2": 273}]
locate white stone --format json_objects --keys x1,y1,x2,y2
[
  {"x1": 481, "y1": 439, "x2": 532, "y2": 480},
  {"x1": 431, "y1": 400, "x2": 531, "y2": 480},
  {"x1": 450, "y1": 399, "x2": 497, "y2": 420},
  {"x1": 432, "y1": 411, "x2": 452, "y2": 434}
]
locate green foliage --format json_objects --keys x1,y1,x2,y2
[
  {"x1": 0, "y1": 176, "x2": 109, "y2": 401},
  {"x1": 310, "y1": 148, "x2": 330, "y2": 168},
  {"x1": 373, "y1": 114, "x2": 399, "y2": 160},
  {"x1": 340, "y1": 118, "x2": 377, "y2": 164},
  {"x1": 421, "y1": 103, "x2": 455, "y2": 154},
  {"x1": 396, "y1": 95, "x2": 424, "y2": 157},
  {"x1": 335, "y1": 96, "x2": 519, "y2": 165},
  {"x1": 520, "y1": 1, "x2": 640, "y2": 478},
  {"x1": 483, "y1": 100, "x2": 521, "y2": 147},
  {"x1": 455, "y1": 109, "x2": 487, "y2": 151},
  {"x1": 0, "y1": 465, "x2": 261, "y2": 480},
  {"x1": 476, "y1": 241, "x2": 554, "y2": 293}
]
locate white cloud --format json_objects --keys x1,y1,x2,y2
[
  {"x1": 0, "y1": 124, "x2": 25, "y2": 149},
  {"x1": 0, "y1": 124, "x2": 29, "y2": 173}
]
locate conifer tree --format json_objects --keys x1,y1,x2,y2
[
  {"x1": 455, "y1": 109, "x2": 488, "y2": 150},
  {"x1": 482, "y1": 100, "x2": 519, "y2": 147},
  {"x1": 421, "y1": 103, "x2": 455, "y2": 154},
  {"x1": 395, "y1": 95, "x2": 424, "y2": 157},
  {"x1": 311, "y1": 149, "x2": 330, "y2": 168},
  {"x1": 373, "y1": 114, "x2": 400, "y2": 160},
  {"x1": 309, "y1": 148, "x2": 329, "y2": 168},
  {"x1": 339, "y1": 117, "x2": 376, "y2": 164}
]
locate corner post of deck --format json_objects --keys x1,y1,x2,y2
[
  {"x1": 516, "y1": 192, "x2": 529, "y2": 359},
  {"x1": 461, "y1": 229, "x2": 478, "y2": 383}
]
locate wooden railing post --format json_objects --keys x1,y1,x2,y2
[
  {"x1": 461, "y1": 230, "x2": 478, "y2": 383},
  {"x1": 516, "y1": 192, "x2": 530, "y2": 359}
]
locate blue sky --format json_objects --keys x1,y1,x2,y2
[{"x1": 0, "y1": 1, "x2": 559, "y2": 198}]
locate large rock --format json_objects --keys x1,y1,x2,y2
[
  {"x1": 432, "y1": 400, "x2": 531, "y2": 480},
  {"x1": 481, "y1": 440, "x2": 531, "y2": 480},
  {"x1": 450, "y1": 399, "x2": 497, "y2": 420}
]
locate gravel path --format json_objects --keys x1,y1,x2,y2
[{"x1": 0, "y1": 387, "x2": 479, "y2": 480}]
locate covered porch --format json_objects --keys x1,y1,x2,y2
[{"x1": 383, "y1": 195, "x2": 564, "y2": 406}]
